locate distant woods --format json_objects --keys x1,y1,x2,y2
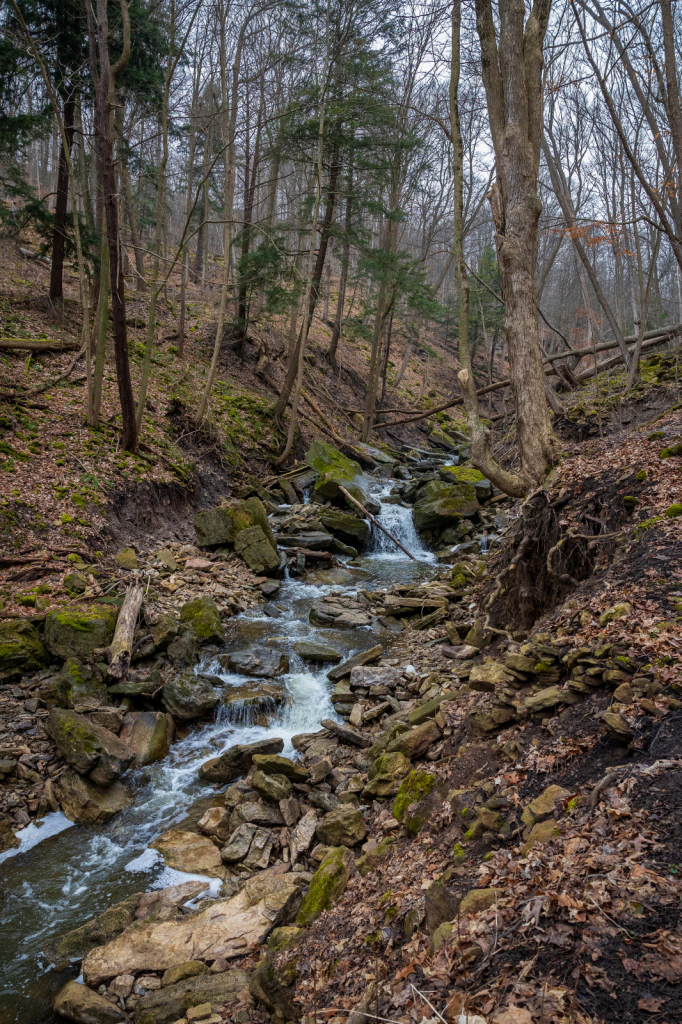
[{"x1": 2, "y1": 0, "x2": 682, "y2": 491}]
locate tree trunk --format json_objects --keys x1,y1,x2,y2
[
  {"x1": 328, "y1": 158, "x2": 352, "y2": 368},
  {"x1": 120, "y1": 157, "x2": 146, "y2": 293},
  {"x1": 49, "y1": 94, "x2": 75, "y2": 301}
]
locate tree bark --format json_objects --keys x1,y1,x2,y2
[
  {"x1": 328, "y1": 156, "x2": 352, "y2": 368},
  {"x1": 49, "y1": 94, "x2": 75, "y2": 301}
]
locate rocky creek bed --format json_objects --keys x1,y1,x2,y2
[{"x1": 1, "y1": 432, "x2": 681, "y2": 1024}]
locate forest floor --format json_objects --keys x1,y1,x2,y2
[{"x1": 1, "y1": 235, "x2": 682, "y2": 1024}]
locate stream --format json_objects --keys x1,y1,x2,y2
[{"x1": 0, "y1": 486, "x2": 440, "y2": 1024}]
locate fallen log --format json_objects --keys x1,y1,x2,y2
[
  {"x1": 105, "y1": 586, "x2": 144, "y2": 679},
  {"x1": 0, "y1": 338, "x2": 79, "y2": 352},
  {"x1": 338, "y1": 484, "x2": 416, "y2": 561}
]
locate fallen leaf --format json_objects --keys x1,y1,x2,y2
[
  {"x1": 492, "y1": 1008, "x2": 534, "y2": 1024},
  {"x1": 638, "y1": 996, "x2": 665, "y2": 1013}
]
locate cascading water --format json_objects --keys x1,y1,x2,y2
[{"x1": 0, "y1": 486, "x2": 440, "y2": 1024}]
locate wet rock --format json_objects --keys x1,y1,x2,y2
[
  {"x1": 252, "y1": 770, "x2": 292, "y2": 802},
  {"x1": 179, "y1": 596, "x2": 224, "y2": 644},
  {"x1": 162, "y1": 672, "x2": 220, "y2": 720},
  {"x1": 134, "y1": 881, "x2": 210, "y2": 919},
  {"x1": 296, "y1": 846, "x2": 354, "y2": 925},
  {"x1": 0, "y1": 618, "x2": 49, "y2": 681},
  {"x1": 222, "y1": 647, "x2": 289, "y2": 678},
  {"x1": 221, "y1": 681, "x2": 285, "y2": 725},
  {"x1": 309, "y1": 597, "x2": 371, "y2": 628},
  {"x1": 234, "y1": 525, "x2": 280, "y2": 573},
  {"x1": 136, "y1": 969, "x2": 251, "y2": 1024},
  {"x1": 330, "y1": 679, "x2": 352, "y2": 705},
  {"x1": 44, "y1": 708, "x2": 134, "y2": 785},
  {"x1": 44, "y1": 605, "x2": 117, "y2": 661},
  {"x1": 115, "y1": 547, "x2": 137, "y2": 570},
  {"x1": 198, "y1": 737, "x2": 284, "y2": 784},
  {"x1": 386, "y1": 719, "x2": 441, "y2": 760},
  {"x1": 43, "y1": 894, "x2": 142, "y2": 969},
  {"x1": 252, "y1": 753, "x2": 308, "y2": 781},
  {"x1": 363, "y1": 752, "x2": 412, "y2": 798},
  {"x1": 194, "y1": 505, "x2": 253, "y2": 547},
  {"x1": 55, "y1": 768, "x2": 132, "y2": 824},
  {"x1": 316, "y1": 804, "x2": 366, "y2": 847},
  {"x1": 53, "y1": 979, "x2": 127, "y2": 1023},
  {"x1": 278, "y1": 530, "x2": 335, "y2": 550},
  {"x1": 0, "y1": 812, "x2": 19, "y2": 853},
  {"x1": 293, "y1": 640, "x2": 342, "y2": 662},
  {"x1": 197, "y1": 806, "x2": 234, "y2": 843},
  {"x1": 119, "y1": 712, "x2": 174, "y2": 767},
  {"x1": 326, "y1": 644, "x2": 383, "y2": 681},
  {"x1": 459, "y1": 888, "x2": 502, "y2": 916},
  {"x1": 83, "y1": 877, "x2": 302, "y2": 985},
  {"x1": 150, "y1": 829, "x2": 226, "y2": 879},
  {"x1": 317, "y1": 509, "x2": 370, "y2": 547}
]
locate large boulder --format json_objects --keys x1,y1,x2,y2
[
  {"x1": 392, "y1": 770, "x2": 448, "y2": 834},
  {"x1": 161, "y1": 672, "x2": 220, "y2": 720},
  {"x1": 234, "y1": 525, "x2": 280, "y2": 573},
  {"x1": 221, "y1": 647, "x2": 289, "y2": 678},
  {"x1": 194, "y1": 505, "x2": 253, "y2": 547},
  {"x1": 54, "y1": 768, "x2": 132, "y2": 824},
  {"x1": 427, "y1": 424, "x2": 460, "y2": 450},
  {"x1": 82, "y1": 876, "x2": 303, "y2": 986},
  {"x1": 44, "y1": 708, "x2": 134, "y2": 785},
  {"x1": 179, "y1": 595, "x2": 224, "y2": 644},
  {"x1": 315, "y1": 805, "x2": 366, "y2": 847},
  {"x1": 296, "y1": 846, "x2": 354, "y2": 925},
  {"x1": 198, "y1": 737, "x2": 284, "y2": 784},
  {"x1": 136, "y1": 969, "x2": 251, "y2": 1024},
  {"x1": 252, "y1": 753, "x2": 308, "y2": 782},
  {"x1": 413, "y1": 482, "x2": 479, "y2": 531},
  {"x1": 242, "y1": 496, "x2": 278, "y2": 554},
  {"x1": 363, "y1": 752, "x2": 412, "y2": 798},
  {"x1": 150, "y1": 829, "x2": 226, "y2": 879},
  {"x1": 317, "y1": 509, "x2": 370, "y2": 547},
  {"x1": 294, "y1": 640, "x2": 342, "y2": 662},
  {"x1": 439, "y1": 464, "x2": 491, "y2": 501},
  {"x1": 166, "y1": 627, "x2": 198, "y2": 670},
  {"x1": 44, "y1": 605, "x2": 117, "y2": 661},
  {"x1": 118, "y1": 712, "x2": 174, "y2": 767},
  {"x1": 43, "y1": 894, "x2": 141, "y2": 969},
  {"x1": 304, "y1": 439, "x2": 371, "y2": 507},
  {"x1": 53, "y1": 658, "x2": 109, "y2": 708},
  {"x1": 53, "y1": 980, "x2": 128, "y2": 1023},
  {"x1": 0, "y1": 618, "x2": 48, "y2": 681}
]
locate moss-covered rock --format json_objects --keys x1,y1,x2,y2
[
  {"x1": 179, "y1": 595, "x2": 224, "y2": 644},
  {"x1": 242, "y1": 496, "x2": 278, "y2": 554},
  {"x1": 0, "y1": 618, "x2": 48, "y2": 681},
  {"x1": 363, "y1": 751, "x2": 412, "y2": 798},
  {"x1": 599, "y1": 601, "x2": 632, "y2": 626},
  {"x1": 386, "y1": 718, "x2": 441, "y2": 759},
  {"x1": 315, "y1": 804, "x2": 367, "y2": 847},
  {"x1": 115, "y1": 547, "x2": 137, "y2": 569},
  {"x1": 54, "y1": 767, "x2": 132, "y2": 823},
  {"x1": 304, "y1": 439, "x2": 370, "y2": 505},
  {"x1": 160, "y1": 961, "x2": 209, "y2": 988},
  {"x1": 459, "y1": 887, "x2": 502, "y2": 916},
  {"x1": 194, "y1": 505, "x2": 254, "y2": 547},
  {"x1": 44, "y1": 708, "x2": 135, "y2": 785},
  {"x1": 296, "y1": 846, "x2": 354, "y2": 925},
  {"x1": 659, "y1": 442, "x2": 682, "y2": 459},
  {"x1": 54, "y1": 658, "x2": 109, "y2": 708},
  {"x1": 44, "y1": 604, "x2": 117, "y2": 661},
  {"x1": 428, "y1": 424, "x2": 460, "y2": 450},
  {"x1": 664, "y1": 502, "x2": 682, "y2": 518},
  {"x1": 166, "y1": 627, "x2": 198, "y2": 669},
  {"x1": 413, "y1": 483, "x2": 479, "y2": 531},
  {"x1": 267, "y1": 925, "x2": 302, "y2": 952},
  {"x1": 53, "y1": 980, "x2": 127, "y2": 1023},
  {"x1": 249, "y1": 954, "x2": 298, "y2": 1024},
  {"x1": 393, "y1": 770, "x2": 435, "y2": 825},
  {"x1": 355, "y1": 836, "x2": 395, "y2": 876},
  {"x1": 318, "y1": 508, "x2": 371, "y2": 547},
  {"x1": 162, "y1": 672, "x2": 221, "y2": 720},
  {"x1": 234, "y1": 525, "x2": 281, "y2": 573},
  {"x1": 251, "y1": 769, "x2": 292, "y2": 802}
]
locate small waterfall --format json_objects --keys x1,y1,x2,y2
[{"x1": 369, "y1": 485, "x2": 434, "y2": 561}]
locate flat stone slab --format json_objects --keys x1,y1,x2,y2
[
  {"x1": 220, "y1": 648, "x2": 290, "y2": 678},
  {"x1": 327, "y1": 645, "x2": 383, "y2": 681}
]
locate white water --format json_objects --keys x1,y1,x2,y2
[{"x1": 0, "y1": 488, "x2": 438, "y2": 1023}]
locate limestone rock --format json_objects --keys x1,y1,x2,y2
[
  {"x1": 469, "y1": 662, "x2": 508, "y2": 691},
  {"x1": 604, "y1": 710, "x2": 634, "y2": 740},
  {"x1": 44, "y1": 708, "x2": 134, "y2": 785},
  {"x1": 82, "y1": 877, "x2": 302, "y2": 986},
  {"x1": 294, "y1": 640, "x2": 342, "y2": 662},
  {"x1": 54, "y1": 768, "x2": 132, "y2": 824},
  {"x1": 252, "y1": 753, "x2": 308, "y2": 781},
  {"x1": 386, "y1": 718, "x2": 441, "y2": 759},
  {"x1": 249, "y1": 955, "x2": 298, "y2": 1024},
  {"x1": 393, "y1": 771, "x2": 436, "y2": 831},
  {"x1": 407, "y1": 690, "x2": 458, "y2": 725},
  {"x1": 230, "y1": 801, "x2": 285, "y2": 829},
  {"x1": 599, "y1": 601, "x2": 632, "y2": 626},
  {"x1": 522, "y1": 819, "x2": 560, "y2": 855},
  {"x1": 45, "y1": 605, "x2": 117, "y2": 661},
  {"x1": 234, "y1": 525, "x2": 280, "y2": 573},
  {"x1": 326, "y1": 644, "x2": 383, "y2": 681},
  {"x1": 363, "y1": 752, "x2": 412, "y2": 798},
  {"x1": 43, "y1": 894, "x2": 141, "y2": 969},
  {"x1": 459, "y1": 888, "x2": 502, "y2": 916},
  {"x1": 243, "y1": 827, "x2": 274, "y2": 870},
  {"x1": 242, "y1": 496, "x2": 279, "y2": 554},
  {"x1": 197, "y1": 806, "x2": 233, "y2": 843},
  {"x1": 505, "y1": 652, "x2": 536, "y2": 673},
  {"x1": 194, "y1": 505, "x2": 253, "y2": 547},
  {"x1": 162, "y1": 672, "x2": 220, "y2": 721},
  {"x1": 350, "y1": 665, "x2": 402, "y2": 688},
  {"x1": 53, "y1": 980, "x2": 127, "y2": 1023},
  {"x1": 252, "y1": 770, "x2": 292, "y2": 802},
  {"x1": 413, "y1": 483, "x2": 479, "y2": 531},
  {"x1": 115, "y1": 547, "x2": 137, "y2": 570},
  {"x1": 119, "y1": 712, "x2": 174, "y2": 767},
  {"x1": 318, "y1": 509, "x2": 370, "y2": 547},
  {"x1": 161, "y1": 960, "x2": 209, "y2": 987},
  {"x1": 279, "y1": 796, "x2": 301, "y2": 827},
  {"x1": 315, "y1": 805, "x2": 366, "y2": 847},
  {"x1": 308, "y1": 757, "x2": 333, "y2": 784},
  {"x1": 55, "y1": 658, "x2": 109, "y2": 708},
  {"x1": 150, "y1": 829, "x2": 226, "y2": 879},
  {"x1": 524, "y1": 686, "x2": 563, "y2": 713},
  {"x1": 525, "y1": 784, "x2": 571, "y2": 824},
  {"x1": 355, "y1": 836, "x2": 395, "y2": 876},
  {"x1": 0, "y1": 618, "x2": 49, "y2": 682},
  {"x1": 291, "y1": 809, "x2": 319, "y2": 858},
  {"x1": 179, "y1": 596, "x2": 225, "y2": 644},
  {"x1": 198, "y1": 737, "x2": 284, "y2": 784},
  {"x1": 320, "y1": 718, "x2": 372, "y2": 748},
  {"x1": 221, "y1": 822, "x2": 259, "y2": 862},
  {"x1": 136, "y1": 969, "x2": 250, "y2": 1024},
  {"x1": 222, "y1": 647, "x2": 289, "y2": 678},
  {"x1": 296, "y1": 846, "x2": 354, "y2": 925}
]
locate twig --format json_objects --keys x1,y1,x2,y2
[{"x1": 338, "y1": 485, "x2": 416, "y2": 560}]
